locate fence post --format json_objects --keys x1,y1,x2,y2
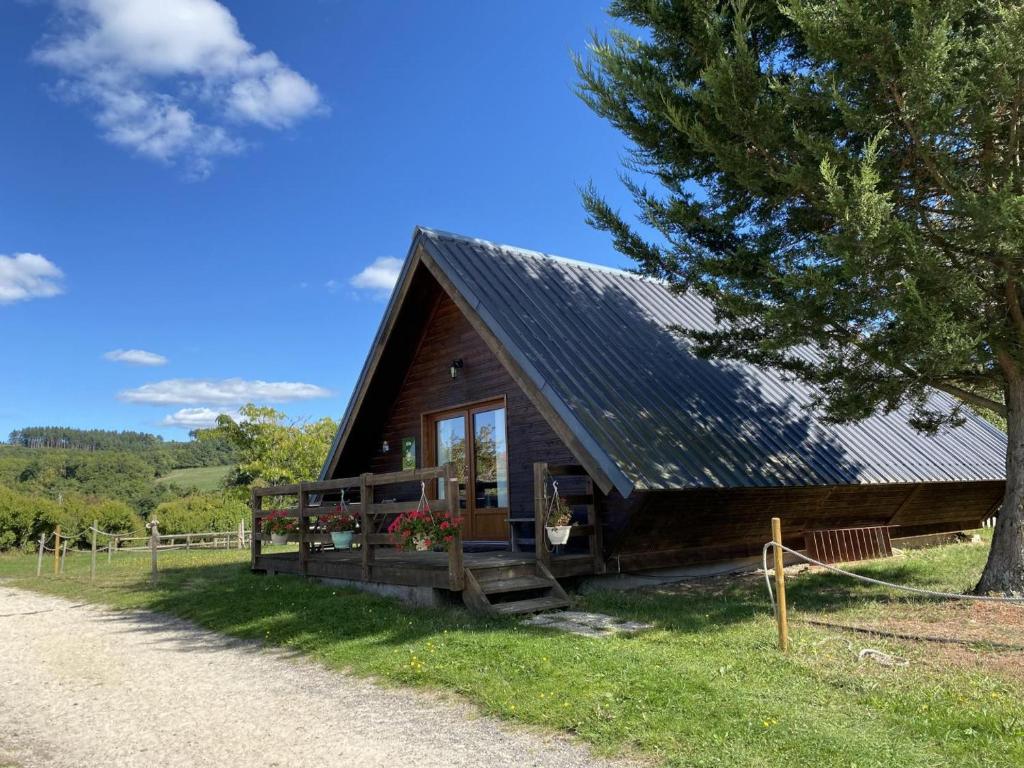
[
  {"x1": 53, "y1": 525, "x2": 61, "y2": 575},
  {"x1": 36, "y1": 534, "x2": 44, "y2": 577},
  {"x1": 533, "y1": 463, "x2": 550, "y2": 570},
  {"x1": 360, "y1": 473, "x2": 373, "y2": 581},
  {"x1": 148, "y1": 519, "x2": 160, "y2": 584},
  {"x1": 60, "y1": 540, "x2": 67, "y2": 574},
  {"x1": 91, "y1": 519, "x2": 98, "y2": 582},
  {"x1": 110, "y1": 536, "x2": 117, "y2": 563},
  {"x1": 771, "y1": 517, "x2": 789, "y2": 652},
  {"x1": 446, "y1": 464, "x2": 464, "y2": 591}
]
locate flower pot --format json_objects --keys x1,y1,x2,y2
[
  {"x1": 270, "y1": 533, "x2": 289, "y2": 546},
  {"x1": 331, "y1": 531, "x2": 354, "y2": 549},
  {"x1": 546, "y1": 525, "x2": 571, "y2": 546}
]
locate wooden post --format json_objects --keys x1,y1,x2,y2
[
  {"x1": 360, "y1": 473, "x2": 373, "y2": 581},
  {"x1": 110, "y1": 536, "x2": 117, "y2": 563},
  {"x1": 91, "y1": 519, "x2": 98, "y2": 582},
  {"x1": 298, "y1": 483, "x2": 309, "y2": 576},
  {"x1": 53, "y1": 525, "x2": 61, "y2": 575},
  {"x1": 446, "y1": 466, "x2": 464, "y2": 591},
  {"x1": 149, "y1": 519, "x2": 160, "y2": 584},
  {"x1": 585, "y1": 477, "x2": 604, "y2": 575},
  {"x1": 36, "y1": 534, "x2": 44, "y2": 577},
  {"x1": 771, "y1": 517, "x2": 789, "y2": 652},
  {"x1": 250, "y1": 490, "x2": 262, "y2": 571},
  {"x1": 186, "y1": 533, "x2": 191, "y2": 551},
  {"x1": 533, "y1": 463, "x2": 550, "y2": 570},
  {"x1": 60, "y1": 540, "x2": 67, "y2": 574}
]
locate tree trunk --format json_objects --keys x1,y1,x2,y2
[{"x1": 974, "y1": 375, "x2": 1024, "y2": 595}]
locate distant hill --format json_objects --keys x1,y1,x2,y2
[
  {"x1": 156, "y1": 465, "x2": 233, "y2": 492},
  {"x1": 7, "y1": 426, "x2": 236, "y2": 469}
]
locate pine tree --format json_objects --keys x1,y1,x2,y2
[{"x1": 578, "y1": 0, "x2": 1024, "y2": 593}]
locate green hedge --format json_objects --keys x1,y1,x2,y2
[
  {"x1": 0, "y1": 485, "x2": 144, "y2": 550},
  {"x1": 152, "y1": 493, "x2": 249, "y2": 534}
]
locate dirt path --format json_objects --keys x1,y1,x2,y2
[{"x1": 0, "y1": 586, "x2": 629, "y2": 768}]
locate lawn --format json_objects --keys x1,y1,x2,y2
[
  {"x1": 1, "y1": 537, "x2": 1021, "y2": 768},
  {"x1": 155, "y1": 465, "x2": 232, "y2": 492}
]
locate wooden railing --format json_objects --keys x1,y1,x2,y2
[
  {"x1": 250, "y1": 464, "x2": 464, "y2": 590},
  {"x1": 533, "y1": 462, "x2": 605, "y2": 575}
]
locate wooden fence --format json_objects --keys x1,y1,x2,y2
[{"x1": 251, "y1": 464, "x2": 464, "y2": 590}]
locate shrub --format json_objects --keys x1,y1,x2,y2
[
  {"x1": 153, "y1": 493, "x2": 249, "y2": 534},
  {"x1": 0, "y1": 484, "x2": 49, "y2": 550}
]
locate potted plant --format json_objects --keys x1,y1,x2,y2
[
  {"x1": 545, "y1": 495, "x2": 573, "y2": 546},
  {"x1": 387, "y1": 509, "x2": 463, "y2": 551},
  {"x1": 262, "y1": 510, "x2": 296, "y2": 546},
  {"x1": 322, "y1": 507, "x2": 358, "y2": 549}
]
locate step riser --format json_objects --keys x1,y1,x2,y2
[{"x1": 469, "y1": 564, "x2": 537, "y2": 583}]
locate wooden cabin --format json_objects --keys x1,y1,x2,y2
[{"x1": 251, "y1": 226, "x2": 1006, "y2": 614}]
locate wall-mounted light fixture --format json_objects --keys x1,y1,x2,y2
[
  {"x1": 449, "y1": 358, "x2": 464, "y2": 380},
  {"x1": 382, "y1": 440, "x2": 390, "y2": 453}
]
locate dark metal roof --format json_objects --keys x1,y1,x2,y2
[{"x1": 413, "y1": 227, "x2": 1007, "y2": 494}]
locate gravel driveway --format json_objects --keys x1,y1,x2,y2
[{"x1": 0, "y1": 586, "x2": 631, "y2": 768}]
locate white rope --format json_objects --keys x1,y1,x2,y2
[{"x1": 761, "y1": 542, "x2": 1024, "y2": 616}]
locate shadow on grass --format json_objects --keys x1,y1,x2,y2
[
  {"x1": 580, "y1": 553, "x2": 986, "y2": 633},
  {"x1": 89, "y1": 560, "x2": 520, "y2": 656}
]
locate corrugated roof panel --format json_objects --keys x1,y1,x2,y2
[{"x1": 420, "y1": 228, "x2": 1007, "y2": 490}]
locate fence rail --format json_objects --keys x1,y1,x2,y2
[{"x1": 250, "y1": 464, "x2": 464, "y2": 590}]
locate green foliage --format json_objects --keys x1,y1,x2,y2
[
  {"x1": 577, "y1": 0, "x2": 1021, "y2": 428},
  {"x1": 0, "y1": 484, "x2": 143, "y2": 550},
  {"x1": 196, "y1": 404, "x2": 337, "y2": 487},
  {"x1": 153, "y1": 493, "x2": 249, "y2": 534}
]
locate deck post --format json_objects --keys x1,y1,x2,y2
[
  {"x1": 771, "y1": 517, "x2": 789, "y2": 652},
  {"x1": 360, "y1": 472, "x2": 373, "y2": 581},
  {"x1": 297, "y1": 482, "x2": 309, "y2": 576},
  {"x1": 585, "y1": 478, "x2": 604, "y2": 574},
  {"x1": 250, "y1": 490, "x2": 262, "y2": 571},
  {"x1": 446, "y1": 464, "x2": 464, "y2": 591},
  {"x1": 533, "y1": 462, "x2": 550, "y2": 570}
]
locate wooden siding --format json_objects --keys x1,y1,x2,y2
[
  {"x1": 603, "y1": 480, "x2": 1004, "y2": 569},
  {"x1": 332, "y1": 271, "x2": 576, "y2": 536}
]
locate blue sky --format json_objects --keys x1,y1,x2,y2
[{"x1": 0, "y1": 1, "x2": 636, "y2": 440}]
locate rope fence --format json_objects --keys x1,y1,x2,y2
[
  {"x1": 35, "y1": 519, "x2": 250, "y2": 583},
  {"x1": 761, "y1": 516, "x2": 1023, "y2": 653}
]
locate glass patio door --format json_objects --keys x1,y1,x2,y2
[{"x1": 428, "y1": 400, "x2": 509, "y2": 541}]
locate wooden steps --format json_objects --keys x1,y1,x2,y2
[{"x1": 462, "y1": 560, "x2": 570, "y2": 615}]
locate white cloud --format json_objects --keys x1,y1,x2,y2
[
  {"x1": 34, "y1": 0, "x2": 324, "y2": 177},
  {"x1": 119, "y1": 377, "x2": 331, "y2": 405},
  {"x1": 0, "y1": 253, "x2": 64, "y2": 304},
  {"x1": 349, "y1": 256, "x2": 403, "y2": 297},
  {"x1": 161, "y1": 406, "x2": 239, "y2": 428},
  {"x1": 103, "y1": 348, "x2": 168, "y2": 366}
]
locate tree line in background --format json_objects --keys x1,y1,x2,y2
[{"x1": 0, "y1": 406, "x2": 337, "y2": 551}]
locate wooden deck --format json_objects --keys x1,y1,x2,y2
[
  {"x1": 250, "y1": 463, "x2": 603, "y2": 614},
  {"x1": 254, "y1": 548, "x2": 596, "y2": 588}
]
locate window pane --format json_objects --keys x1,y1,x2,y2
[
  {"x1": 473, "y1": 408, "x2": 508, "y2": 508},
  {"x1": 435, "y1": 415, "x2": 466, "y2": 503}
]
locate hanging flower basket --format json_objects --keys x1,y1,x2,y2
[
  {"x1": 544, "y1": 482, "x2": 575, "y2": 548},
  {"x1": 319, "y1": 503, "x2": 358, "y2": 550},
  {"x1": 263, "y1": 510, "x2": 296, "y2": 546},
  {"x1": 545, "y1": 525, "x2": 572, "y2": 546},
  {"x1": 387, "y1": 483, "x2": 463, "y2": 552}
]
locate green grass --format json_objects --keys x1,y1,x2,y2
[
  {"x1": 155, "y1": 465, "x2": 232, "y2": 492},
  {"x1": 1, "y1": 538, "x2": 1021, "y2": 768}
]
